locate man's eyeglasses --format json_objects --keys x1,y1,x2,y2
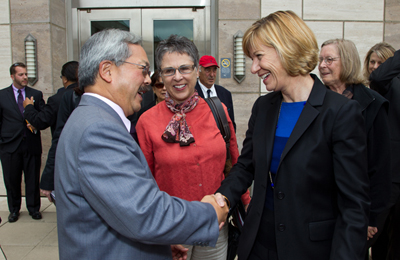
[
  {"x1": 160, "y1": 65, "x2": 195, "y2": 77},
  {"x1": 154, "y1": 82, "x2": 164, "y2": 89},
  {"x1": 120, "y1": 61, "x2": 150, "y2": 77},
  {"x1": 319, "y1": 56, "x2": 340, "y2": 65}
]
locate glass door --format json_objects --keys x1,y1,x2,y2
[
  {"x1": 76, "y1": 7, "x2": 210, "y2": 71},
  {"x1": 141, "y1": 8, "x2": 209, "y2": 71},
  {"x1": 78, "y1": 9, "x2": 142, "y2": 52}
]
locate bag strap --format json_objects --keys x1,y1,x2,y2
[{"x1": 204, "y1": 97, "x2": 231, "y2": 160}]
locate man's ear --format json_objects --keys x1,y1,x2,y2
[
  {"x1": 10, "y1": 74, "x2": 15, "y2": 81},
  {"x1": 98, "y1": 60, "x2": 113, "y2": 83},
  {"x1": 62, "y1": 77, "x2": 68, "y2": 85}
]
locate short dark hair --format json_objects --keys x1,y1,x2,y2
[
  {"x1": 150, "y1": 70, "x2": 161, "y2": 86},
  {"x1": 61, "y1": 61, "x2": 79, "y2": 82},
  {"x1": 10, "y1": 62, "x2": 27, "y2": 75}
]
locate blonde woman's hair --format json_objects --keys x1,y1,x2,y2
[
  {"x1": 363, "y1": 42, "x2": 395, "y2": 81},
  {"x1": 243, "y1": 10, "x2": 319, "y2": 76},
  {"x1": 321, "y1": 39, "x2": 367, "y2": 86}
]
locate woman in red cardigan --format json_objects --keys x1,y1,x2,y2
[{"x1": 136, "y1": 35, "x2": 250, "y2": 260}]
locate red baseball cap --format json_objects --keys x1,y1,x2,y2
[{"x1": 199, "y1": 55, "x2": 220, "y2": 68}]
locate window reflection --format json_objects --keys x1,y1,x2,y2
[
  {"x1": 153, "y1": 20, "x2": 194, "y2": 65},
  {"x1": 91, "y1": 20, "x2": 130, "y2": 35}
]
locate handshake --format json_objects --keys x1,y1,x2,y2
[{"x1": 201, "y1": 193, "x2": 229, "y2": 230}]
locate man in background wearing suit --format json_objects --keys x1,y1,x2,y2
[
  {"x1": 55, "y1": 29, "x2": 228, "y2": 260},
  {"x1": 23, "y1": 61, "x2": 78, "y2": 136},
  {"x1": 23, "y1": 61, "x2": 79, "y2": 202},
  {"x1": 0, "y1": 63, "x2": 45, "y2": 222},
  {"x1": 195, "y1": 55, "x2": 236, "y2": 130}
]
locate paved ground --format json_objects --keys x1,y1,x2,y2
[{"x1": 0, "y1": 197, "x2": 58, "y2": 260}]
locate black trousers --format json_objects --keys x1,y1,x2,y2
[
  {"x1": 247, "y1": 209, "x2": 278, "y2": 260},
  {"x1": 370, "y1": 182, "x2": 400, "y2": 260},
  {"x1": 1, "y1": 139, "x2": 41, "y2": 213}
]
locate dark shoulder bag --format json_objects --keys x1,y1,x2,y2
[{"x1": 204, "y1": 96, "x2": 246, "y2": 260}]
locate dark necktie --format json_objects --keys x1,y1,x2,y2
[
  {"x1": 207, "y1": 89, "x2": 211, "y2": 98},
  {"x1": 17, "y1": 89, "x2": 24, "y2": 116}
]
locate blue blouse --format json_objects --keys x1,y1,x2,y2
[{"x1": 265, "y1": 101, "x2": 306, "y2": 210}]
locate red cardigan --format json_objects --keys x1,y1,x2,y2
[{"x1": 137, "y1": 98, "x2": 250, "y2": 204}]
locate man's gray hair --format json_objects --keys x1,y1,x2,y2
[
  {"x1": 155, "y1": 35, "x2": 199, "y2": 71},
  {"x1": 78, "y1": 29, "x2": 141, "y2": 90}
]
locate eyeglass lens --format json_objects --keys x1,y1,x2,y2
[{"x1": 161, "y1": 65, "x2": 194, "y2": 76}]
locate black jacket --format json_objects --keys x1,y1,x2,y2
[
  {"x1": 0, "y1": 85, "x2": 45, "y2": 155},
  {"x1": 370, "y1": 49, "x2": 400, "y2": 183},
  {"x1": 350, "y1": 84, "x2": 390, "y2": 226},
  {"x1": 195, "y1": 81, "x2": 236, "y2": 131},
  {"x1": 24, "y1": 83, "x2": 77, "y2": 136},
  {"x1": 217, "y1": 75, "x2": 369, "y2": 260},
  {"x1": 40, "y1": 89, "x2": 81, "y2": 190}
]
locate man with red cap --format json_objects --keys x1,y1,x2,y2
[{"x1": 195, "y1": 55, "x2": 236, "y2": 130}]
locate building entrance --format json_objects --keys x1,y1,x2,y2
[{"x1": 74, "y1": 6, "x2": 211, "y2": 72}]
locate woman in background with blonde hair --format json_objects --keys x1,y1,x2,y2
[
  {"x1": 217, "y1": 11, "x2": 370, "y2": 260},
  {"x1": 364, "y1": 42, "x2": 395, "y2": 83}
]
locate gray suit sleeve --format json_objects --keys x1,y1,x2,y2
[{"x1": 77, "y1": 121, "x2": 220, "y2": 246}]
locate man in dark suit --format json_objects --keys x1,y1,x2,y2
[
  {"x1": 195, "y1": 55, "x2": 236, "y2": 130},
  {"x1": 23, "y1": 61, "x2": 78, "y2": 202},
  {"x1": 23, "y1": 61, "x2": 78, "y2": 136},
  {"x1": 0, "y1": 63, "x2": 45, "y2": 222}
]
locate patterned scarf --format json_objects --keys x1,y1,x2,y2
[{"x1": 162, "y1": 91, "x2": 199, "y2": 146}]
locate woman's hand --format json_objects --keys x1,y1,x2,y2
[
  {"x1": 367, "y1": 226, "x2": 378, "y2": 240},
  {"x1": 171, "y1": 244, "x2": 188, "y2": 260}
]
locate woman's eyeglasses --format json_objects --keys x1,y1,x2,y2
[
  {"x1": 154, "y1": 82, "x2": 164, "y2": 89},
  {"x1": 319, "y1": 56, "x2": 340, "y2": 65},
  {"x1": 160, "y1": 65, "x2": 195, "y2": 77}
]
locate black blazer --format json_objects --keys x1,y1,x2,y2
[
  {"x1": 350, "y1": 84, "x2": 391, "y2": 226},
  {"x1": 370, "y1": 49, "x2": 400, "y2": 183},
  {"x1": 217, "y1": 75, "x2": 370, "y2": 260},
  {"x1": 24, "y1": 83, "x2": 77, "y2": 136},
  {"x1": 40, "y1": 89, "x2": 81, "y2": 190},
  {"x1": 195, "y1": 81, "x2": 236, "y2": 131},
  {"x1": 0, "y1": 85, "x2": 45, "y2": 155}
]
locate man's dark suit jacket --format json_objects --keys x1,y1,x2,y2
[
  {"x1": 24, "y1": 83, "x2": 76, "y2": 136},
  {"x1": 370, "y1": 49, "x2": 400, "y2": 184},
  {"x1": 217, "y1": 75, "x2": 370, "y2": 260},
  {"x1": 350, "y1": 84, "x2": 390, "y2": 227},
  {"x1": 40, "y1": 88, "x2": 81, "y2": 191},
  {"x1": 195, "y1": 81, "x2": 236, "y2": 131},
  {"x1": 0, "y1": 85, "x2": 45, "y2": 155}
]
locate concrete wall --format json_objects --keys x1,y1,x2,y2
[
  {"x1": 0, "y1": 0, "x2": 68, "y2": 196},
  {"x1": 218, "y1": 0, "x2": 400, "y2": 150}
]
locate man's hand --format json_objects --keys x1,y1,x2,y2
[
  {"x1": 41, "y1": 189, "x2": 53, "y2": 202},
  {"x1": 23, "y1": 96, "x2": 34, "y2": 108},
  {"x1": 367, "y1": 226, "x2": 378, "y2": 240},
  {"x1": 171, "y1": 245, "x2": 188, "y2": 260},
  {"x1": 201, "y1": 194, "x2": 229, "y2": 230}
]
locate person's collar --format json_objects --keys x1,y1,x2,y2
[
  {"x1": 12, "y1": 84, "x2": 25, "y2": 92},
  {"x1": 83, "y1": 93, "x2": 131, "y2": 132},
  {"x1": 197, "y1": 79, "x2": 216, "y2": 97}
]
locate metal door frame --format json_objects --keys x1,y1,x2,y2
[{"x1": 67, "y1": 0, "x2": 217, "y2": 62}]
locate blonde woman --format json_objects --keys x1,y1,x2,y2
[
  {"x1": 364, "y1": 42, "x2": 395, "y2": 83},
  {"x1": 217, "y1": 11, "x2": 370, "y2": 260}
]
